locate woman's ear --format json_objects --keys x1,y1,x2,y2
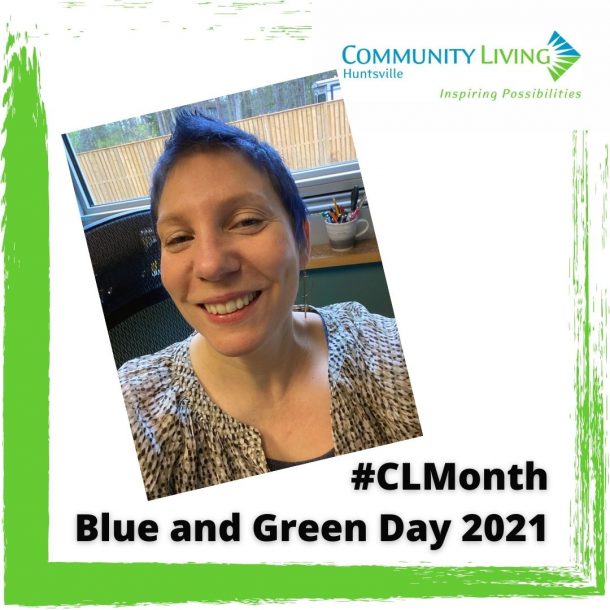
[{"x1": 299, "y1": 219, "x2": 311, "y2": 270}]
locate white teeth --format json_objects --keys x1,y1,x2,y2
[{"x1": 203, "y1": 292, "x2": 256, "y2": 315}]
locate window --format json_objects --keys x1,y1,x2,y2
[{"x1": 64, "y1": 71, "x2": 362, "y2": 225}]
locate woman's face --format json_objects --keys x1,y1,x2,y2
[{"x1": 156, "y1": 149, "x2": 309, "y2": 358}]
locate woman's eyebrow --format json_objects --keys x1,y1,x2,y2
[
  {"x1": 157, "y1": 192, "x2": 272, "y2": 226},
  {"x1": 222, "y1": 192, "x2": 270, "y2": 207},
  {"x1": 156, "y1": 212, "x2": 185, "y2": 227}
]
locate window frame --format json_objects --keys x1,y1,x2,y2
[{"x1": 65, "y1": 131, "x2": 364, "y2": 227}]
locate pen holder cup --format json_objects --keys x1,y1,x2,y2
[{"x1": 324, "y1": 218, "x2": 369, "y2": 252}]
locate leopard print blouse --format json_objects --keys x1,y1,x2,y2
[{"x1": 119, "y1": 302, "x2": 422, "y2": 500}]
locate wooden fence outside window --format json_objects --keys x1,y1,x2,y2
[{"x1": 77, "y1": 100, "x2": 356, "y2": 206}]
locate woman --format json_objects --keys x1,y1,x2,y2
[{"x1": 119, "y1": 112, "x2": 421, "y2": 500}]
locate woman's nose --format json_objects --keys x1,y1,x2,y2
[{"x1": 192, "y1": 234, "x2": 240, "y2": 282}]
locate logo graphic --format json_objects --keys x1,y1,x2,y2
[{"x1": 547, "y1": 31, "x2": 580, "y2": 81}]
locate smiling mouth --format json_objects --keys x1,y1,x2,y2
[{"x1": 202, "y1": 291, "x2": 261, "y2": 315}]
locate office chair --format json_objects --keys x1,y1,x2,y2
[{"x1": 85, "y1": 209, "x2": 193, "y2": 368}]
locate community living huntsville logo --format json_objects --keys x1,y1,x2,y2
[
  {"x1": 341, "y1": 31, "x2": 581, "y2": 82},
  {"x1": 546, "y1": 31, "x2": 581, "y2": 81}
]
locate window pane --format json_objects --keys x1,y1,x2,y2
[{"x1": 66, "y1": 71, "x2": 356, "y2": 209}]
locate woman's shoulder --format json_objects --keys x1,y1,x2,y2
[
  {"x1": 318, "y1": 301, "x2": 405, "y2": 374},
  {"x1": 317, "y1": 301, "x2": 398, "y2": 341},
  {"x1": 118, "y1": 335, "x2": 194, "y2": 412},
  {"x1": 319, "y1": 304, "x2": 421, "y2": 448},
  {"x1": 317, "y1": 300, "x2": 392, "y2": 320}
]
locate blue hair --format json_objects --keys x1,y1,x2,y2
[{"x1": 150, "y1": 112, "x2": 308, "y2": 246}]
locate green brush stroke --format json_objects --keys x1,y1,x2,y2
[
  {"x1": 0, "y1": 29, "x2": 606, "y2": 604},
  {"x1": 571, "y1": 130, "x2": 606, "y2": 591},
  {"x1": 2, "y1": 30, "x2": 50, "y2": 601},
  {"x1": 602, "y1": 144, "x2": 608, "y2": 249},
  {"x1": 1, "y1": 565, "x2": 600, "y2": 605}
]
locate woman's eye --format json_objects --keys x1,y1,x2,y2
[
  {"x1": 165, "y1": 234, "x2": 191, "y2": 247},
  {"x1": 234, "y1": 217, "x2": 264, "y2": 230}
]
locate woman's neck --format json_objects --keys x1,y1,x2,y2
[
  {"x1": 190, "y1": 311, "x2": 313, "y2": 404},
  {"x1": 189, "y1": 310, "x2": 333, "y2": 460}
]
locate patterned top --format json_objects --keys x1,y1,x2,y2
[{"x1": 119, "y1": 302, "x2": 422, "y2": 500}]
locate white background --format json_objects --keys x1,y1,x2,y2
[{"x1": 2, "y1": 0, "x2": 609, "y2": 607}]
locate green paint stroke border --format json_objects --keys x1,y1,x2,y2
[{"x1": 2, "y1": 33, "x2": 606, "y2": 605}]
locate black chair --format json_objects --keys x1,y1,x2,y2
[{"x1": 85, "y1": 209, "x2": 193, "y2": 368}]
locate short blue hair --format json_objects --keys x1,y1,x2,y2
[{"x1": 150, "y1": 112, "x2": 308, "y2": 246}]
